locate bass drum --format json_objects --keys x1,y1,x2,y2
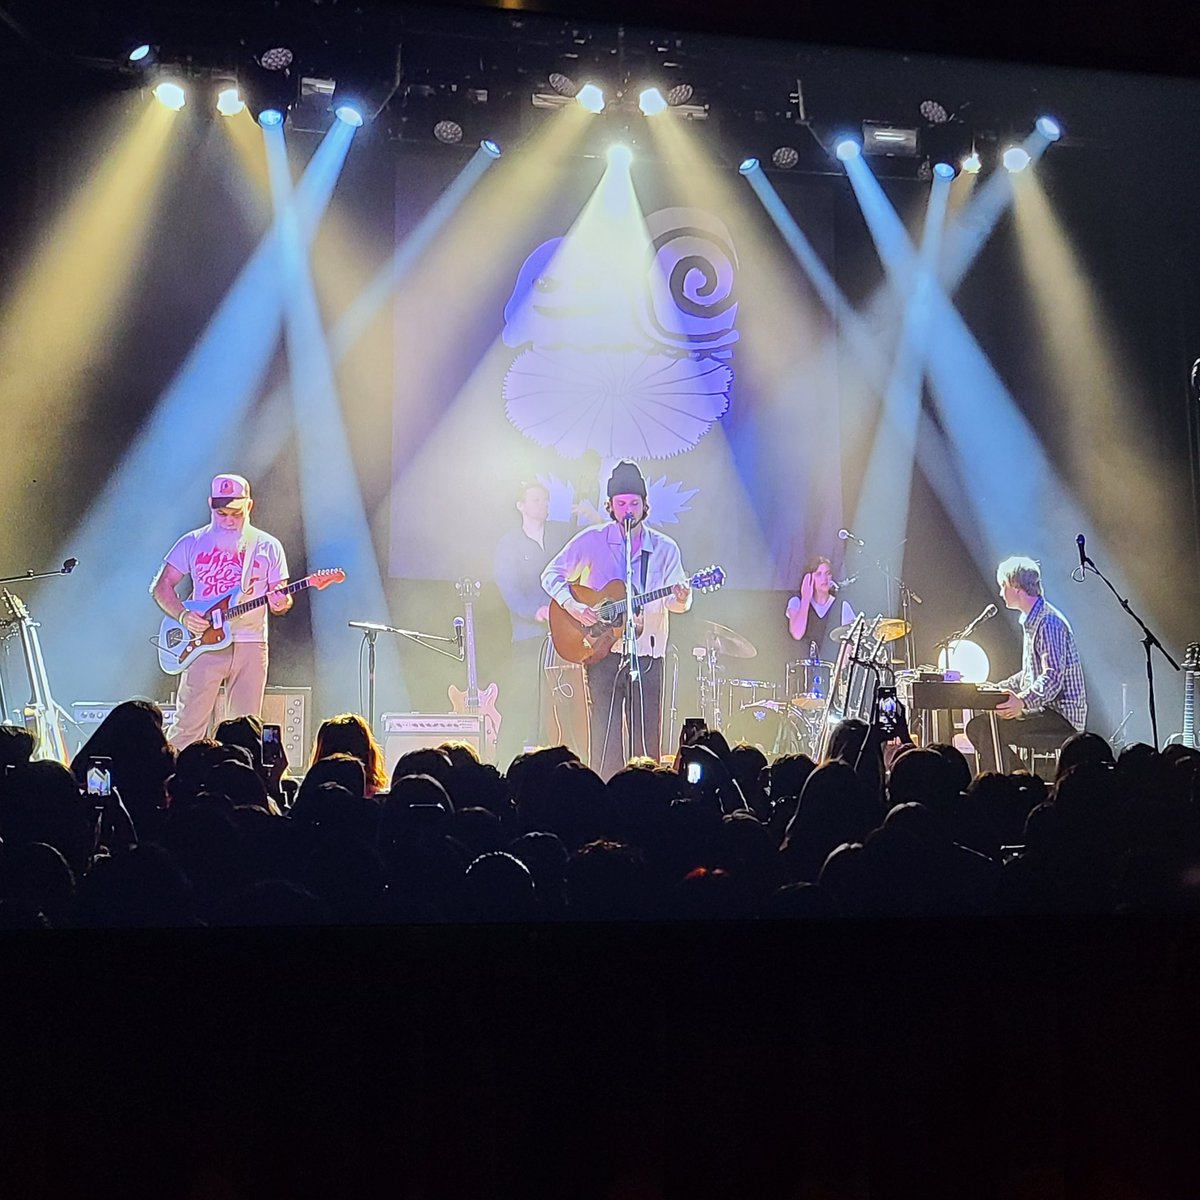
[{"x1": 725, "y1": 701, "x2": 805, "y2": 757}]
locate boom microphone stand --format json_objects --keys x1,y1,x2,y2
[
  {"x1": 348, "y1": 619, "x2": 462, "y2": 733},
  {"x1": 1075, "y1": 547, "x2": 1178, "y2": 750}
]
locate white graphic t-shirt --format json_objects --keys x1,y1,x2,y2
[{"x1": 165, "y1": 525, "x2": 289, "y2": 643}]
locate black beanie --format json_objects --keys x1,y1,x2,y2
[{"x1": 606, "y1": 460, "x2": 647, "y2": 499}]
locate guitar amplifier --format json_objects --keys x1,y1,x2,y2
[{"x1": 381, "y1": 712, "x2": 485, "y2": 774}]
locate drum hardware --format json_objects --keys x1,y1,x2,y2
[{"x1": 692, "y1": 621, "x2": 758, "y2": 734}]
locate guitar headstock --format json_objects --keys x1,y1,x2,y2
[
  {"x1": 311, "y1": 569, "x2": 347, "y2": 590},
  {"x1": 455, "y1": 578, "x2": 482, "y2": 601},
  {"x1": 1186, "y1": 642, "x2": 1200, "y2": 671},
  {"x1": 690, "y1": 565, "x2": 726, "y2": 593}
]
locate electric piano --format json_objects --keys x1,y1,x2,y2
[{"x1": 898, "y1": 677, "x2": 1009, "y2": 753}]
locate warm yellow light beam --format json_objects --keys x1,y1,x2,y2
[
  {"x1": 0, "y1": 99, "x2": 178, "y2": 483},
  {"x1": 1010, "y1": 171, "x2": 1179, "y2": 590}
]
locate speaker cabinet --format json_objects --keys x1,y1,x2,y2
[
  {"x1": 261, "y1": 686, "x2": 310, "y2": 768},
  {"x1": 381, "y1": 712, "x2": 485, "y2": 775}
]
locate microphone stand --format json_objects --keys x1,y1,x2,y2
[
  {"x1": 858, "y1": 541, "x2": 922, "y2": 671},
  {"x1": 621, "y1": 519, "x2": 640, "y2": 762},
  {"x1": 1078, "y1": 555, "x2": 1179, "y2": 749},
  {"x1": 0, "y1": 559, "x2": 79, "y2": 585},
  {"x1": 348, "y1": 620, "x2": 462, "y2": 734}
]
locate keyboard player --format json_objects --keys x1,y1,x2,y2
[{"x1": 966, "y1": 556, "x2": 1087, "y2": 772}]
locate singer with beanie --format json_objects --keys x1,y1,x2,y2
[
  {"x1": 541, "y1": 461, "x2": 692, "y2": 779},
  {"x1": 150, "y1": 473, "x2": 292, "y2": 749}
]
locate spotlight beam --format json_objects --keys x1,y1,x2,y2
[
  {"x1": 34, "y1": 121, "x2": 358, "y2": 702},
  {"x1": 263, "y1": 121, "x2": 406, "y2": 714}
]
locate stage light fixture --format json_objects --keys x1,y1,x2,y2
[
  {"x1": 919, "y1": 99, "x2": 949, "y2": 124},
  {"x1": 667, "y1": 83, "x2": 694, "y2": 106},
  {"x1": 128, "y1": 43, "x2": 154, "y2": 65},
  {"x1": 917, "y1": 159, "x2": 934, "y2": 182},
  {"x1": 1003, "y1": 146, "x2": 1030, "y2": 172},
  {"x1": 260, "y1": 47, "x2": 294, "y2": 72},
  {"x1": 962, "y1": 149, "x2": 982, "y2": 174},
  {"x1": 738, "y1": 157, "x2": 760, "y2": 175},
  {"x1": 153, "y1": 81, "x2": 186, "y2": 111},
  {"x1": 258, "y1": 108, "x2": 284, "y2": 128},
  {"x1": 835, "y1": 137, "x2": 861, "y2": 161},
  {"x1": 934, "y1": 161, "x2": 956, "y2": 179},
  {"x1": 1036, "y1": 115, "x2": 1062, "y2": 141},
  {"x1": 862, "y1": 122, "x2": 919, "y2": 156},
  {"x1": 639, "y1": 87, "x2": 667, "y2": 116},
  {"x1": 216, "y1": 86, "x2": 244, "y2": 117},
  {"x1": 607, "y1": 143, "x2": 633, "y2": 169},
  {"x1": 434, "y1": 119, "x2": 464, "y2": 144},
  {"x1": 771, "y1": 145, "x2": 800, "y2": 170},
  {"x1": 480, "y1": 138, "x2": 502, "y2": 158},
  {"x1": 335, "y1": 103, "x2": 364, "y2": 128},
  {"x1": 576, "y1": 83, "x2": 605, "y2": 114},
  {"x1": 549, "y1": 72, "x2": 577, "y2": 97}
]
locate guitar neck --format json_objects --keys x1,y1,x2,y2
[
  {"x1": 463, "y1": 601, "x2": 480, "y2": 702},
  {"x1": 226, "y1": 576, "x2": 313, "y2": 619},
  {"x1": 607, "y1": 581, "x2": 679, "y2": 618}
]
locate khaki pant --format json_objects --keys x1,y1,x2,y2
[{"x1": 169, "y1": 640, "x2": 269, "y2": 749}]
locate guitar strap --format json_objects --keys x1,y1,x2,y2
[{"x1": 639, "y1": 549, "x2": 650, "y2": 595}]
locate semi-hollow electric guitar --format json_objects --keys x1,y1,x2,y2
[
  {"x1": 447, "y1": 578, "x2": 502, "y2": 760},
  {"x1": 157, "y1": 568, "x2": 346, "y2": 675},
  {"x1": 549, "y1": 565, "x2": 726, "y2": 665}
]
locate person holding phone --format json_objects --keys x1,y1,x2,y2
[
  {"x1": 151, "y1": 474, "x2": 292, "y2": 749},
  {"x1": 786, "y1": 556, "x2": 854, "y2": 654}
]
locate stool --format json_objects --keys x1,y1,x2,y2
[{"x1": 1016, "y1": 732, "x2": 1068, "y2": 780}]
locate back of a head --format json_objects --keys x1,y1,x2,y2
[
  {"x1": 770, "y1": 754, "x2": 815, "y2": 803},
  {"x1": 0, "y1": 725, "x2": 35, "y2": 771},
  {"x1": 566, "y1": 839, "x2": 649, "y2": 921},
  {"x1": 312, "y1": 713, "x2": 388, "y2": 793},
  {"x1": 391, "y1": 747, "x2": 454, "y2": 798},
  {"x1": 728, "y1": 744, "x2": 768, "y2": 792},
  {"x1": 378, "y1": 774, "x2": 452, "y2": 844},
  {"x1": 204, "y1": 760, "x2": 270, "y2": 810},
  {"x1": 888, "y1": 749, "x2": 957, "y2": 810},
  {"x1": 302, "y1": 753, "x2": 367, "y2": 801},
  {"x1": 461, "y1": 851, "x2": 537, "y2": 922},
  {"x1": 927, "y1": 743, "x2": 973, "y2": 794},
  {"x1": 289, "y1": 781, "x2": 362, "y2": 834},
  {"x1": 215, "y1": 715, "x2": 264, "y2": 766},
  {"x1": 1056, "y1": 731, "x2": 1114, "y2": 781},
  {"x1": 826, "y1": 718, "x2": 869, "y2": 765}
]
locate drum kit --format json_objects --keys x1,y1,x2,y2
[{"x1": 694, "y1": 615, "x2": 912, "y2": 757}]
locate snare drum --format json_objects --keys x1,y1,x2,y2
[
  {"x1": 785, "y1": 659, "x2": 834, "y2": 710},
  {"x1": 725, "y1": 677, "x2": 778, "y2": 720},
  {"x1": 726, "y1": 700, "x2": 802, "y2": 756}
]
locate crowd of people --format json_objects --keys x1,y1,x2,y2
[{"x1": 1, "y1": 698, "x2": 1198, "y2": 927}]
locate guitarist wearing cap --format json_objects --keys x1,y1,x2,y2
[
  {"x1": 541, "y1": 461, "x2": 692, "y2": 779},
  {"x1": 151, "y1": 473, "x2": 292, "y2": 749}
]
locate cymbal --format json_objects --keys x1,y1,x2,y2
[
  {"x1": 875, "y1": 618, "x2": 911, "y2": 643},
  {"x1": 828, "y1": 624, "x2": 854, "y2": 643},
  {"x1": 789, "y1": 695, "x2": 827, "y2": 711},
  {"x1": 702, "y1": 621, "x2": 757, "y2": 659}
]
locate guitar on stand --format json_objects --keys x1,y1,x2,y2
[
  {"x1": 447, "y1": 578, "x2": 502, "y2": 762},
  {"x1": 1183, "y1": 642, "x2": 1200, "y2": 749},
  {"x1": 548, "y1": 565, "x2": 727, "y2": 665},
  {"x1": 156, "y1": 569, "x2": 345, "y2": 675},
  {"x1": 1, "y1": 589, "x2": 71, "y2": 764}
]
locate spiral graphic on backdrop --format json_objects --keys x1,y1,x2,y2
[{"x1": 637, "y1": 207, "x2": 740, "y2": 355}]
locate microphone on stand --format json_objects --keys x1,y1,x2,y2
[
  {"x1": 837, "y1": 528, "x2": 865, "y2": 546},
  {"x1": 453, "y1": 617, "x2": 465, "y2": 659},
  {"x1": 61, "y1": 558, "x2": 78, "y2": 574},
  {"x1": 1077, "y1": 533, "x2": 1088, "y2": 571},
  {"x1": 961, "y1": 602, "x2": 998, "y2": 639},
  {"x1": 1191, "y1": 358, "x2": 1200, "y2": 392}
]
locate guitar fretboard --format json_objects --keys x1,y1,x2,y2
[{"x1": 226, "y1": 576, "x2": 316, "y2": 619}]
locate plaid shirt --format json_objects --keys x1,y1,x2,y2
[{"x1": 998, "y1": 596, "x2": 1087, "y2": 731}]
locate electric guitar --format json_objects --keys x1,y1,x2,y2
[
  {"x1": 157, "y1": 568, "x2": 346, "y2": 675},
  {"x1": 1184, "y1": 642, "x2": 1200, "y2": 749},
  {"x1": 447, "y1": 578, "x2": 502, "y2": 761},
  {"x1": 549, "y1": 565, "x2": 726, "y2": 665}
]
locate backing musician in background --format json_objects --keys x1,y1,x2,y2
[
  {"x1": 786, "y1": 556, "x2": 854, "y2": 659},
  {"x1": 966, "y1": 556, "x2": 1086, "y2": 771},
  {"x1": 541, "y1": 461, "x2": 691, "y2": 779}
]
